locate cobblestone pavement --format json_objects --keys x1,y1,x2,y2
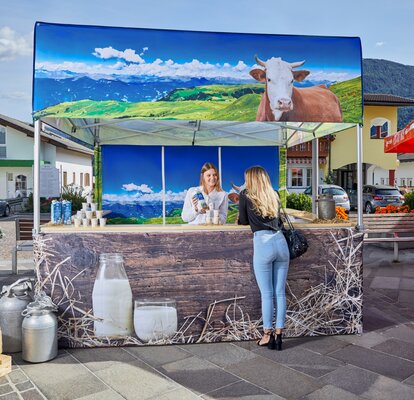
[{"x1": 0, "y1": 244, "x2": 414, "y2": 399}]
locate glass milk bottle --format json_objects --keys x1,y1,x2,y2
[{"x1": 92, "y1": 254, "x2": 133, "y2": 337}]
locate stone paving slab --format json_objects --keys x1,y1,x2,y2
[
  {"x1": 201, "y1": 380, "x2": 283, "y2": 400},
  {"x1": 299, "y1": 384, "x2": 363, "y2": 400},
  {"x1": 158, "y1": 355, "x2": 240, "y2": 396},
  {"x1": 13, "y1": 352, "x2": 109, "y2": 400},
  {"x1": 253, "y1": 346, "x2": 344, "y2": 378},
  {"x1": 329, "y1": 345, "x2": 414, "y2": 381},
  {"x1": 382, "y1": 323, "x2": 414, "y2": 343},
  {"x1": 124, "y1": 345, "x2": 192, "y2": 368},
  {"x1": 178, "y1": 343, "x2": 257, "y2": 368},
  {"x1": 224, "y1": 355, "x2": 321, "y2": 399},
  {"x1": 320, "y1": 365, "x2": 414, "y2": 400},
  {"x1": 372, "y1": 338, "x2": 414, "y2": 362},
  {"x1": 335, "y1": 331, "x2": 388, "y2": 349},
  {"x1": 293, "y1": 335, "x2": 350, "y2": 355},
  {"x1": 370, "y1": 276, "x2": 400, "y2": 289}
]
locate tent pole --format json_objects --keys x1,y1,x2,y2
[
  {"x1": 33, "y1": 120, "x2": 41, "y2": 235},
  {"x1": 356, "y1": 123, "x2": 364, "y2": 229},
  {"x1": 312, "y1": 137, "x2": 319, "y2": 216}
]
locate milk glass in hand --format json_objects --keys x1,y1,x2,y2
[{"x1": 92, "y1": 254, "x2": 133, "y2": 337}]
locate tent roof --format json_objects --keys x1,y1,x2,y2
[
  {"x1": 385, "y1": 120, "x2": 414, "y2": 153},
  {"x1": 41, "y1": 117, "x2": 355, "y2": 148}
]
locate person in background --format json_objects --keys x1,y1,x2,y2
[
  {"x1": 238, "y1": 166, "x2": 290, "y2": 350},
  {"x1": 402, "y1": 184, "x2": 410, "y2": 196},
  {"x1": 182, "y1": 162, "x2": 228, "y2": 225}
]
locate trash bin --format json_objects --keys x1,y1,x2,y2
[{"x1": 318, "y1": 194, "x2": 336, "y2": 220}]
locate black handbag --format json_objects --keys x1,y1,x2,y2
[{"x1": 279, "y1": 204, "x2": 308, "y2": 260}]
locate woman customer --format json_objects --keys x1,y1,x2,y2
[
  {"x1": 238, "y1": 166, "x2": 290, "y2": 350},
  {"x1": 182, "y1": 162, "x2": 228, "y2": 225}
]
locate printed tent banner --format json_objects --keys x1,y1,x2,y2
[
  {"x1": 33, "y1": 22, "x2": 363, "y2": 124},
  {"x1": 384, "y1": 120, "x2": 414, "y2": 153}
]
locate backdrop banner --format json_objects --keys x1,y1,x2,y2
[{"x1": 33, "y1": 22, "x2": 363, "y2": 124}]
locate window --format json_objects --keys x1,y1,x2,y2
[
  {"x1": 401, "y1": 178, "x2": 406, "y2": 186},
  {"x1": 63, "y1": 171, "x2": 67, "y2": 186},
  {"x1": 408, "y1": 178, "x2": 413, "y2": 187},
  {"x1": 380, "y1": 178, "x2": 389, "y2": 185},
  {"x1": 291, "y1": 168, "x2": 303, "y2": 187},
  {"x1": 73, "y1": 172, "x2": 76, "y2": 184},
  {"x1": 0, "y1": 126, "x2": 6, "y2": 158},
  {"x1": 307, "y1": 169, "x2": 312, "y2": 187},
  {"x1": 84, "y1": 173, "x2": 90, "y2": 186},
  {"x1": 80, "y1": 173, "x2": 83, "y2": 187},
  {"x1": 370, "y1": 118, "x2": 389, "y2": 139}
]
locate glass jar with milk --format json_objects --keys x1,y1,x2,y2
[
  {"x1": 92, "y1": 254, "x2": 133, "y2": 337},
  {"x1": 134, "y1": 299, "x2": 178, "y2": 342}
]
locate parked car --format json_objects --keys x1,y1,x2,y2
[
  {"x1": 303, "y1": 184, "x2": 350, "y2": 212},
  {"x1": 0, "y1": 199, "x2": 10, "y2": 217},
  {"x1": 349, "y1": 185, "x2": 404, "y2": 213}
]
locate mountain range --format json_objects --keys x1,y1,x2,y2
[{"x1": 363, "y1": 59, "x2": 414, "y2": 130}]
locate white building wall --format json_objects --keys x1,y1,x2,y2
[
  {"x1": 55, "y1": 148, "x2": 93, "y2": 192},
  {"x1": 366, "y1": 165, "x2": 389, "y2": 186},
  {"x1": 4, "y1": 126, "x2": 35, "y2": 159},
  {"x1": 396, "y1": 162, "x2": 414, "y2": 187}
]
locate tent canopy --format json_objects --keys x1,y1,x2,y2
[
  {"x1": 384, "y1": 120, "x2": 414, "y2": 153},
  {"x1": 41, "y1": 117, "x2": 355, "y2": 148}
]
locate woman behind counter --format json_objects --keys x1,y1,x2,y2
[
  {"x1": 238, "y1": 166, "x2": 290, "y2": 351},
  {"x1": 182, "y1": 162, "x2": 228, "y2": 225}
]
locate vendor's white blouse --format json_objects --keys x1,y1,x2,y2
[{"x1": 181, "y1": 186, "x2": 228, "y2": 225}]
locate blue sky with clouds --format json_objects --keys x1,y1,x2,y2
[{"x1": 1, "y1": 0, "x2": 414, "y2": 122}]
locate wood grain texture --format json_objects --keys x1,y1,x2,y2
[{"x1": 36, "y1": 227, "x2": 363, "y2": 347}]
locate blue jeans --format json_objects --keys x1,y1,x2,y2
[{"x1": 253, "y1": 230, "x2": 290, "y2": 329}]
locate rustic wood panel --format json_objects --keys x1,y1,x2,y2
[{"x1": 36, "y1": 227, "x2": 363, "y2": 347}]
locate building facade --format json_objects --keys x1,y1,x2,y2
[{"x1": 0, "y1": 114, "x2": 93, "y2": 199}]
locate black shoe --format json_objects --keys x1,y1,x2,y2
[
  {"x1": 275, "y1": 333, "x2": 283, "y2": 351},
  {"x1": 257, "y1": 329, "x2": 273, "y2": 347},
  {"x1": 267, "y1": 332, "x2": 276, "y2": 350}
]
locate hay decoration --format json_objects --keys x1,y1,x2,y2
[{"x1": 33, "y1": 228, "x2": 363, "y2": 347}]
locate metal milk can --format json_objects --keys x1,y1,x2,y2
[
  {"x1": 318, "y1": 194, "x2": 336, "y2": 220},
  {"x1": 0, "y1": 278, "x2": 33, "y2": 353},
  {"x1": 22, "y1": 293, "x2": 58, "y2": 363}
]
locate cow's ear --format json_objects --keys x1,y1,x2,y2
[
  {"x1": 293, "y1": 70, "x2": 310, "y2": 82},
  {"x1": 250, "y1": 68, "x2": 266, "y2": 82}
]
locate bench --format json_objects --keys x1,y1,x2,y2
[
  {"x1": 11, "y1": 218, "x2": 49, "y2": 274},
  {"x1": 359, "y1": 213, "x2": 414, "y2": 262}
]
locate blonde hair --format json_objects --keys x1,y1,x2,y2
[
  {"x1": 245, "y1": 166, "x2": 279, "y2": 218},
  {"x1": 199, "y1": 162, "x2": 223, "y2": 193}
]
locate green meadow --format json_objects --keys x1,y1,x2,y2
[{"x1": 35, "y1": 77, "x2": 362, "y2": 123}]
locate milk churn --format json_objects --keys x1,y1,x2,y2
[
  {"x1": 22, "y1": 292, "x2": 58, "y2": 363},
  {"x1": 318, "y1": 194, "x2": 336, "y2": 220},
  {"x1": 0, "y1": 278, "x2": 33, "y2": 353}
]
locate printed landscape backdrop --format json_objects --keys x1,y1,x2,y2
[
  {"x1": 101, "y1": 145, "x2": 279, "y2": 224},
  {"x1": 33, "y1": 22, "x2": 363, "y2": 123}
]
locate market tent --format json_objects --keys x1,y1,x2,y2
[
  {"x1": 32, "y1": 22, "x2": 365, "y2": 232},
  {"x1": 384, "y1": 120, "x2": 414, "y2": 153}
]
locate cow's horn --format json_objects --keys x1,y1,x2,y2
[
  {"x1": 291, "y1": 60, "x2": 306, "y2": 68},
  {"x1": 255, "y1": 55, "x2": 266, "y2": 67}
]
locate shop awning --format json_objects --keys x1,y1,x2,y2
[{"x1": 384, "y1": 120, "x2": 414, "y2": 153}]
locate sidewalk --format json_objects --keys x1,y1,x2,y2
[{"x1": 1, "y1": 244, "x2": 414, "y2": 400}]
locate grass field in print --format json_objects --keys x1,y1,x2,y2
[{"x1": 34, "y1": 77, "x2": 362, "y2": 123}]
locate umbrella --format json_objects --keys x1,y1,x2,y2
[{"x1": 384, "y1": 120, "x2": 414, "y2": 153}]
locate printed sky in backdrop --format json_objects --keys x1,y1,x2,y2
[
  {"x1": 101, "y1": 145, "x2": 279, "y2": 222},
  {"x1": 33, "y1": 22, "x2": 362, "y2": 123}
]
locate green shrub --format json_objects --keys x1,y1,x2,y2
[
  {"x1": 403, "y1": 192, "x2": 414, "y2": 211},
  {"x1": 286, "y1": 193, "x2": 312, "y2": 212},
  {"x1": 61, "y1": 185, "x2": 86, "y2": 213}
]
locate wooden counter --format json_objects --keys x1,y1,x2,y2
[{"x1": 34, "y1": 225, "x2": 363, "y2": 348}]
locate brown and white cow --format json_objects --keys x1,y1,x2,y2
[{"x1": 250, "y1": 56, "x2": 343, "y2": 122}]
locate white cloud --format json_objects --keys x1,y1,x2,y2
[
  {"x1": 140, "y1": 47, "x2": 149, "y2": 56},
  {"x1": 376, "y1": 42, "x2": 385, "y2": 47},
  {"x1": 93, "y1": 46, "x2": 145, "y2": 63},
  {"x1": 122, "y1": 183, "x2": 153, "y2": 193},
  {"x1": 102, "y1": 189, "x2": 187, "y2": 204},
  {"x1": 306, "y1": 70, "x2": 359, "y2": 82},
  {"x1": 0, "y1": 26, "x2": 32, "y2": 61}
]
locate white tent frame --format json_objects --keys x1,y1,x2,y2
[{"x1": 33, "y1": 118, "x2": 364, "y2": 234}]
